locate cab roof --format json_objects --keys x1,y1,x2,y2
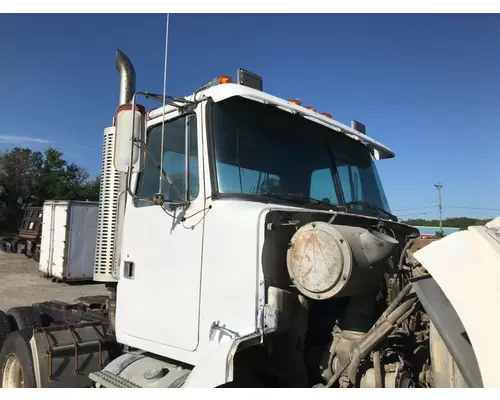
[{"x1": 148, "y1": 82, "x2": 395, "y2": 160}]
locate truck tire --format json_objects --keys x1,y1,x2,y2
[
  {"x1": 11, "y1": 238, "x2": 20, "y2": 254},
  {"x1": 24, "y1": 240, "x2": 33, "y2": 258},
  {"x1": 0, "y1": 311, "x2": 11, "y2": 349},
  {"x1": 0, "y1": 240, "x2": 11, "y2": 253},
  {"x1": 6, "y1": 307, "x2": 42, "y2": 331},
  {"x1": 31, "y1": 245, "x2": 40, "y2": 263},
  {"x1": 0, "y1": 329, "x2": 37, "y2": 388}
]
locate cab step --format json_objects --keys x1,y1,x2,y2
[{"x1": 89, "y1": 370, "x2": 141, "y2": 388}]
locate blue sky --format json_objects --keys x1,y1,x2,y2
[{"x1": 0, "y1": 14, "x2": 499, "y2": 220}]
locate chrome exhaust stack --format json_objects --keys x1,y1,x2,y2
[{"x1": 115, "y1": 48, "x2": 136, "y2": 106}]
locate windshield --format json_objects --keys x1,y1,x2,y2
[{"x1": 211, "y1": 97, "x2": 391, "y2": 215}]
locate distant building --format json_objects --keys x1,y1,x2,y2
[{"x1": 411, "y1": 226, "x2": 460, "y2": 238}]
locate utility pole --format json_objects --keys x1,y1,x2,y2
[{"x1": 434, "y1": 183, "x2": 443, "y2": 234}]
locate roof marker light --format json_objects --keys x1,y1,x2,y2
[
  {"x1": 217, "y1": 76, "x2": 233, "y2": 84},
  {"x1": 194, "y1": 75, "x2": 233, "y2": 94},
  {"x1": 306, "y1": 106, "x2": 317, "y2": 112},
  {"x1": 321, "y1": 113, "x2": 332, "y2": 118},
  {"x1": 289, "y1": 99, "x2": 302, "y2": 105}
]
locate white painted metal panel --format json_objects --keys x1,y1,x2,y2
[
  {"x1": 413, "y1": 217, "x2": 500, "y2": 388},
  {"x1": 94, "y1": 126, "x2": 124, "y2": 283},
  {"x1": 116, "y1": 197, "x2": 304, "y2": 366},
  {"x1": 39, "y1": 201, "x2": 68, "y2": 277},
  {"x1": 39, "y1": 202, "x2": 55, "y2": 275},
  {"x1": 50, "y1": 202, "x2": 69, "y2": 279}
]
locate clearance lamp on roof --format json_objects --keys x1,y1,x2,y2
[
  {"x1": 195, "y1": 68, "x2": 263, "y2": 94},
  {"x1": 217, "y1": 76, "x2": 232, "y2": 84}
]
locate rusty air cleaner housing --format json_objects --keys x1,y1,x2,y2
[{"x1": 286, "y1": 221, "x2": 399, "y2": 300}]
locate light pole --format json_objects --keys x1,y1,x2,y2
[{"x1": 434, "y1": 183, "x2": 443, "y2": 235}]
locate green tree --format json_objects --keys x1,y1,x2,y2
[
  {"x1": 0, "y1": 147, "x2": 43, "y2": 230},
  {"x1": 0, "y1": 147, "x2": 100, "y2": 233}
]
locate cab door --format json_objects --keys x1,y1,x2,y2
[{"x1": 115, "y1": 110, "x2": 206, "y2": 353}]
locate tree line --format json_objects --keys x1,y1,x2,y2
[
  {"x1": 402, "y1": 217, "x2": 493, "y2": 230},
  {"x1": 0, "y1": 147, "x2": 100, "y2": 235}
]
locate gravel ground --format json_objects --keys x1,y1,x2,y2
[{"x1": 0, "y1": 251, "x2": 107, "y2": 311}]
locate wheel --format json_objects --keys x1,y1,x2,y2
[
  {"x1": 6, "y1": 307, "x2": 42, "y2": 331},
  {"x1": 0, "y1": 240, "x2": 11, "y2": 253},
  {"x1": 32, "y1": 245, "x2": 40, "y2": 263},
  {"x1": 10, "y1": 238, "x2": 20, "y2": 254},
  {"x1": 0, "y1": 311, "x2": 11, "y2": 349},
  {"x1": 25, "y1": 241, "x2": 32, "y2": 259},
  {"x1": 0, "y1": 330, "x2": 37, "y2": 388}
]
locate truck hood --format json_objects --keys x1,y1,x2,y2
[{"x1": 413, "y1": 217, "x2": 500, "y2": 387}]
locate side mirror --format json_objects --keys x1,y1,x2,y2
[{"x1": 113, "y1": 104, "x2": 147, "y2": 173}]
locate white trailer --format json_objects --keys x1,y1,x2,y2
[{"x1": 39, "y1": 200, "x2": 99, "y2": 282}]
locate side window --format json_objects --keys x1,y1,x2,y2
[
  {"x1": 310, "y1": 168, "x2": 339, "y2": 205},
  {"x1": 136, "y1": 114, "x2": 199, "y2": 205}
]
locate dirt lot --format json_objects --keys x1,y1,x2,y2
[{"x1": 0, "y1": 251, "x2": 107, "y2": 311}]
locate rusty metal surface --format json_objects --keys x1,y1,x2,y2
[
  {"x1": 75, "y1": 295, "x2": 109, "y2": 309},
  {"x1": 32, "y1": 321, "x2": 115, "y2": 387},
  {"x1": 286, "y1": 222, "x2": 353, "y2": 300}
]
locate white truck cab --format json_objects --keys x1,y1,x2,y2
[{"x1": 0, "y1": 49, "x2": 492, "y2": 389}]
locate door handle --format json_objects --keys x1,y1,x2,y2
[{"x1": 123, "y1": 261, "x2": 135, "y2": 279}]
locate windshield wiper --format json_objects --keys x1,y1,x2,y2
[
  {"x1": 141, "y1": 141, "x2": 185, "y2": 203},
  {"x1": 345, "y1": 200, "x2": 397, "y2": 221},
  {"x1": 260, "y1": 192, "x2": 342, "y2": 211}
]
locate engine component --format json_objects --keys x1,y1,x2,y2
[
  {"x1": 321, "y1": 329, "x2": 365, "y2": 382},
  {"x1": 317, "y1": 283, "x2": 417, "y2": 388},
  {"x1": 286, "y1": 221, "x2": 399, "y2": 300},
  {"x1": 360, "y1": 361, "x2": 416, "y2": 388}
]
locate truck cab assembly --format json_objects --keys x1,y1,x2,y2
[{"x1": 0, "y1": 48, "x2": 493, "y2": 389}]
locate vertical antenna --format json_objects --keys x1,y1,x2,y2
[{"x1": 159, "y1": 13, "x2": 170, "y2": 194}]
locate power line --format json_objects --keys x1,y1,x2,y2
[
  {"x1": 393, "y1": 205, "x2": 437, "y2": 211},
  {"x1": 443, "y1": 211, "x2": 498, "y2": 217},
  {"x1": 393, "y1": 205, "x2": 500, "y2": 212},
  {"x1": 397, "y1": 212, "x2": 429, "y2": 217},
  {"x1": 445, "y1": 205, "x2": 500, "y2": 212}
]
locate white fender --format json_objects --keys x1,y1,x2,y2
[
  {"x1": 413, "y1": 217, "x2": 500, "y2": 388},
  {"x1": 182, "y1": 333, "x2": 262, "y2": 388}
]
